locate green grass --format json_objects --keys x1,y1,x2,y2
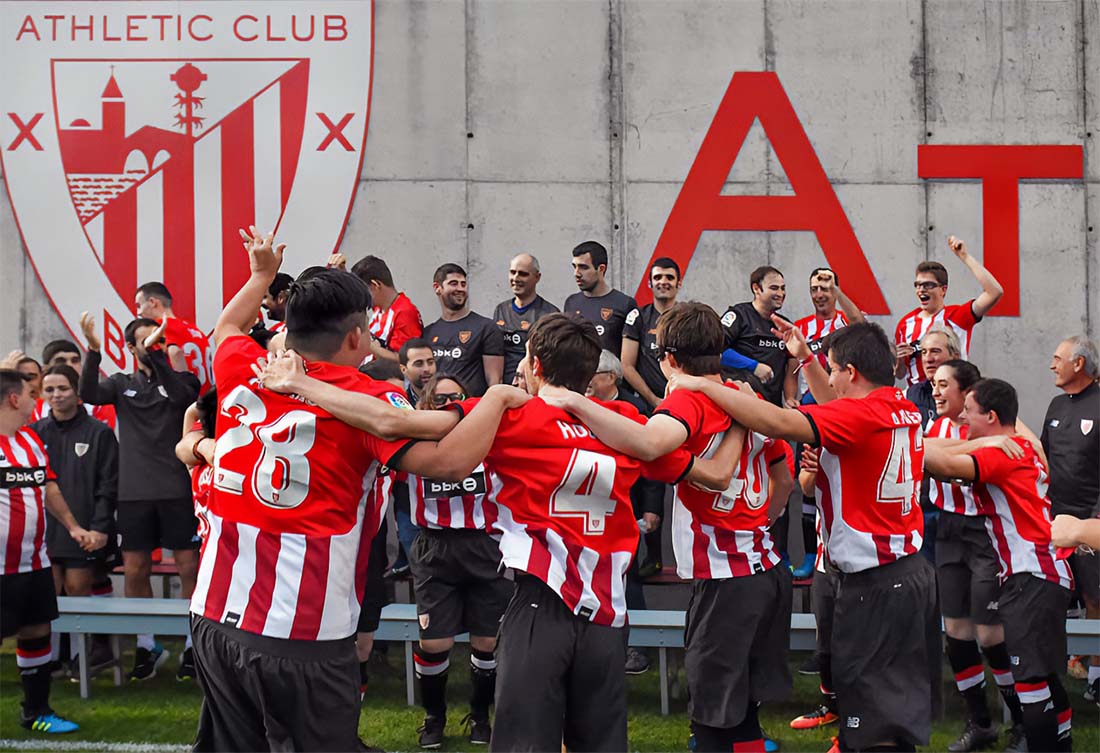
[{"x1": 1, "y1": 640, "x2": 1097, "y2": 751}]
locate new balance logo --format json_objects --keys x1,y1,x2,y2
[
  {"x1": 847, "y1": 717, "x2": 861, "y2": 728},
  {"x1": 986, "y1": 600, "x2": 999, "y2": 611}
]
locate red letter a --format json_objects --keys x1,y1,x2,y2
[{"x1": 637, "y1": 72, "x2": 889, "y2": 313}]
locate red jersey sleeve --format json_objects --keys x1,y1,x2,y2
[
  {"x1": 946, "y1": 300, "x2": 980, "y2": 328},
  {"x1": 642, "y1": 448, "x2": 693, "y2": 485},
  {"x1": 799, "y1": 398, "x2": 864, "y2": 451},
  {"x1": 654, "y1": 390, "x2": 706, "y2": 436},
  {"x1": 213, "y1": 335, "x2": 263, "y2": 393},
  {"x1": 389, "y1": 307, "x2": 424, "y2": 352},
  {"x1": 972, "y1": 444, "x2": 1015, "y2": 487},
  {"x1": 359, "y1": 382, "x2": 418, "y2": 467},
  {"x1": 766, "y1": 439, "x2": 790, "y2": 468}
]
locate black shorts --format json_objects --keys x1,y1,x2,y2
[
  {"x1": 684, "y1": 566, "x2": 793, "y2": 728},
  {"x1": 832, "y1": 555, "x2": 940, "y2": 750},
  {"x1": 357, "y1": 518, "x2": 389, "y2": 634},
  {"x1": 811, "y1": 567, "x2": 839, "y2": 657},
  {"x1": 409, "y1": 528, "x2": 512, "y2": 640},
  {"x1": 118, "y1": 498, "x2": 200, "y2": 552},
  {"x1": 1069, "y1": 549, "x2": 1099, "y2": 603},
  {"x1": 1, "y1": 569, "x2": 59, "y2": 638},
  {"x1": 997, "y1": 574, "x2": 1071, "y2": 681},
  {"x1": 491, "y1": 575, "x2": 626, "y2": 753},
  {"x1": 50, "y1": 554, "x2": 101, "y2": 569},
  {"x1": 936, "y1": 511, "x2": 1001, "y2": 624},
  {"x1": 191, "y1": 615, "x2": 361, "y2": 752}
]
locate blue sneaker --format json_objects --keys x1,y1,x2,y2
[
  {"x1": 21, "y1": 712, "x2": 79, "y2": 733},
  {"x1": 792, "y1": 553, "x2": 815, "y2": 579},
  {"x1": 765, "y1": 736, "x2": 779, "y2": 752},
  {"x1": 129, "y1": 644, "x2": 169, "y2": 681}
]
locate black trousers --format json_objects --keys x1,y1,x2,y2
[{"x1": 491, "y1": 575, "x2": 628, "y2": 753}]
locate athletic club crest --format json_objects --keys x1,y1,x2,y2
[{"x1": 0, "y1": 1, "x2": 373, "y2": 373}]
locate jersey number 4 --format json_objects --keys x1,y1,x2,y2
[
  {"x1": 877, "y1": 426, "x2": 919, "y2": 515},
  {"x1": 550, "y1": 449, "x2": 617, "y2": 535},
  {"x1": 213, "y1": 386, "x2": 318, "y2": 510}
]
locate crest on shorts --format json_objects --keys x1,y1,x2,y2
[
  {"x1": 0, "y1": 1, "x2": 373, "y2": 374},
  {"x1": 458, "y1": 331, "x2": 472, "y2": 344},
  {"x1": 600, "y1": 308, "x2": 614, "y2": 321},
  {"x1": 1082, "y1": 419, "x2": 1094, "y2": 435},
  {"x1": 74, "y1": 442, "x2": 89, "y2": 457}
]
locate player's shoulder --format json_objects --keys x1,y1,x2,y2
[
  {"x1": 534, "y1": 295, "x2": 560, "y2": 315},
  {"x1": 895, "y1": 306, "x2": 922, "y2": 327},
  {"x1": 794, "y1": 313, "x2": 815, "y2": 328},
  {"x1": 492, "y1": 299, "x2": 510, "y2": 322},
  {"x1": 563, "y1": 291, "x2": 584, "y2": 309}
]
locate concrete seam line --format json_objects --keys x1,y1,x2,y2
[{"x1": 0, "y1": 741, "x2": 188, "y2": 752}]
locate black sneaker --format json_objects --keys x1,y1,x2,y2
[
  {"x1": 176, "y1": 647, "x2": 196, "y2": 681},
  {"x1": 87, "y1": 641, "x2": 115, "y2": 675},
  {"x1": 463, "y1": 713, "x2": 491, "y2": 745},
  {"x1": 637, "y1": 561, "x2": 662, "y2": 579},
  {"x1": 625, "y1": 647, "x2": 650, "y2": 675},
  {"x1": 418, "y1": 715, "x2": 445, "y2": 749},
  {"x1": 1084, "y1": 677, "x2": 1099, "y2": 705},
  {"x1": 797, "y1": 654, "x2": 821, "y2": 675},
  {"x1": 1003, "y1": 724, "x2": 1027, "y2": 753},
  {"x1": 947, "y1": 720, "x2": 999, "y2": 752},
  {"x1": 129, "y1": 645, "x2": 169, "y2": 681}
]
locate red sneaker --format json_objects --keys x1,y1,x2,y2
[{"x1": 790, "y1": 705, "x2": 839, "y2": 730}]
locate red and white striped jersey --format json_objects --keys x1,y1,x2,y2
[
  {"x1": 658, "y1": 388, "x2": 785, "y2": 579},
  {"x1": 1, "y1": 428, "x2": 55, "y2": 575},
  {"x1": 368, "y1": 293, "x2": 423, "y2": 354},
  {"x1": 972, "y1": 440, "x2": 1074, "y2": 590},
  {"x1": 794, "y1": 311, "x2": 848, "y2": 396},
  {"x1": 31, "y1": 399, "x2": 116, "y2": 430},
  {"x1": 801, "y1": 387, "x2": 925, "y2": 573},
  {"x1": 190, "y1": 335, "x2": 411, "y2": 640},
  {"x1": 894, "y1": 300, "x2": 979, "y2": 386},
  {"x1": 164, "y1": 317, "x2": 215, "y2": 395},
  {"x1": 925, "y1": 416, "x2": 980, "y2": 515},
  {"x1": 464, "y1": 397, "x2": 690, "y2": 627},
  {"x1": 409, "y1": 463, "x2": 499, "y2": 533},
  {"x1": 268, "y1": 321, "x2": 286, "y2": 334}
]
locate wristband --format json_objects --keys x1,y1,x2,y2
[
  {"x1": 799, "y1": 355, "x2": 816, "y2": 368},
  {"x1": 191, "y1": 437, "x2": 208, "y2": 464}
]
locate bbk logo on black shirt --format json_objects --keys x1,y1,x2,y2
[{"x1": 424, "y1": 470, "x2": 487, "y2": 499}]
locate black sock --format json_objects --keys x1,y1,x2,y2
[
  {"x1": 691, "y1": 722, "x2": 734, "y2": 753},
  {"x1": 469, "y1": 648, "x2": 496, "y2": 721},
  {"x1": 17, "y1": 635, "x2": 53, "y2": 718},
  {"x1": 359, "y1": 661, "x2": 369, "y2": 696},
  {"x1": 819, "y1": 652, "x2": 837, "y2": 713},
  {"x1": 801, "y1": 502, "x2": 816, "y2": 557},
  {"x1": 1018, "y1": 678, "x2": 1058, "y2": 753},
  {"x1": 1048, "y1": 675, "x2": 1072, "y2": 752},
  {"x1": 643, "y1": 529, "x2": 662, "y2": 565},
  {"x1": 730, "y1": 703, "x2": 763, "y2": 751},
  {"x1": 413, "y1": 647, "x2": 449, "y2": 719},
  {"x1": 982, "y1": 642, "x2": 1023, "y2": 726},
  {"x1": 945, "y1": 636, "x2": 991, "y2": 726}
]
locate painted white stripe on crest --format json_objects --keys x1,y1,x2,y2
[
  {"x1": 193, "y1": 133, "x2": 223, "y2": 333},
  {"x1": 136, "y1": 171, "x2": 164, "y2": 287},
  {"x1": 85, "y1": 214, "x2": 104, "y2": 263},
  {"x1": 252, "y1": 86, "x2": 282, "y2": 232}
]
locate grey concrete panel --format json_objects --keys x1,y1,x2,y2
[
  {"x1": 621, "y1": 0, "x2": 766, "y2": 183},
  {"x1": 925, "y1": 0, "x2": 1082, "y2": 144},
  {"x1": 467, "y1": 0, "x2": 610, "y2": 182},
  {"x1": 465, "y1": 181, "x2": 612, "y2": 312},
  {"x1": 1085, "y1": 0, "x2": 1099, "y2": 181},
  {"x1": 362, "y1": 0, "x2": 468, "y2": 180},
  {"x1": 1087, "y1": 185, "x2": 1099, "y2": 339},
  {"x1": 769, "y1": 0, "x2": 924, "y2": 184}
]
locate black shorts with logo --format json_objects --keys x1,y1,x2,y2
[
  {"x1": 1069, "y1": 549, "x2": 1100, "y2": 603},
  {"x1": 997, "y1": 573, "x2": 1071, "y2": 681},
  {"x1": 1, "y1": 568, "x2": 59, "y2": 637},
  {"x1": 684, "y1": 565, "x2": 793, "y2": 728},
  {"x1": 936, "y1": 510, "x2": 1001, "y2": 624},
  {"x1": 117, "y1": 498, "x2": 200, "y2": 552},
  {"x1": 811, "y1": 567, "x2": 839, "y2": 658},
  {"x1": 408, "y1": 527, "x2": 512, "y2": 639},
  {"x1": 832, "y1": 554, "x2": 940, "y2": 750}
]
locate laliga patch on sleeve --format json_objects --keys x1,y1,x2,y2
[
  {"x1": 625, "y1": 308, "x2": 639, "y2": 326},
  {"x1": 721, "y1": 311, "x2": 737, "y2": 327},
  {"x1": 387, "y1": 392, "x2": 413, "y2": 411}
]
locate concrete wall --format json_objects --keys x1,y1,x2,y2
[{"x1": 2, "y1": 0, "x2": 1096, "y2": 427}]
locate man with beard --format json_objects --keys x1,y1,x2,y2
[
  {"x1": 622, "y1": 258, "x2": 683, "y2": 409},
  {"x1": 719, "y1": 266, "x2": 797, "y2": 408},
  {"x1": 261, "y1": 273, "x2": 293, "y2": 333},
  {"x1": 564, "y1": 241, "x2": 637, "y2": 357},
  {"x1": 493, "y1": 254, "x2": 559, "y2": 384},
  {"x1": 399, "y1": 338, "x2": 438, "y2": 408},
  {"x1": 423, "y1": 264, "x2": 504, "y2": 397}
]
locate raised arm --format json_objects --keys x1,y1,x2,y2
[
  {"x1": 78, "y1": 313, "x2": 118, "y2": 405},
  {"x1": 799, "y1": 446, "x2": 819, "y2": 497},
  {"x1": 146, "y1": 321, "x2": 200, "y2": 406},
  {"x1": 214, "y1": 226, "x2": 285, "y2": 345},
  {"x1": 771, "y1": 315, "x2": 833, "y2": 404},
  {"x1": 544, "y1": 390, "x2": 687, "y2": 462},
  {"x1": 949, "y1": 236, "x2": 1003, "y2": 319},
  {"x1": 669, "y1": 375, "x2": 816, "y2": 444}
]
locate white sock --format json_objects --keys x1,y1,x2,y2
[
  {"x1": 136, "y1": 634, "x2": 156, "y2": 651},
  {"x1": 185, "y1": 633, "x2": 192, "y2": 650},
  {"x1": 1089, "y1": 664, "x2": 1100, "y2": 683},
  {"x1": 50, "y1": 632, "x2": 61, "y2": 661}
]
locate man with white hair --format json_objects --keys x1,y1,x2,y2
[{"x1": 1041, "y1": 335, "x2": 1100, "y2": 702}]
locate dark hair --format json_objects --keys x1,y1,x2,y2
[
  {"x1": 16, "y1": 356, "x2": 41, "y2": 373},
  {"x1": 399, "y1": 337, "x2": 433, "y2": 366},
  {"x1": 750, "y1": 266, "x2": 783, "y2": 294},
  {"x1": 433, "y1": 263, "x2": 466, "y2": 286},
  {"x1": 939, "y1": 359, "x2": 982, "y2": 392},
  {"x1": 284, "y1": 269, "x2": 372, "y2": 358},
  {"x1": 572, "y1": 241, "x2": 608, "y2": 270},
  {"x1": 351, "y1": 255, "x2": 395, "y2": 288},
  {"x1": 826, "y1": 322, "x2": 895, "y2": 388},
  {"x1": 416, "y1": 373, "x2": 472, "y2": 411},
  {"x1": 527, "y1": 313, "x2": 602, "y2": 393},
  {"x1": 655, "y1": 302, "x2": 723, "y2": 376},
  {"x1": 358, "y1": 359, "x2": 404, "y2": 383},
  {"x1": 124, "y1": 317, "x2": 159, "y2": 347},
  {"x1": 42, "y1": 339, "x2": 80, "y2": 365},
  {"x1": 809, "y1": 267, "x2": 839, "y2": 287},
  {"x1": 268, "y1": 273, "x2": 294, "y2": 297},
  {"x1": 650, "y1": 257, "x2": 682, "y2": 280},
  {"x1": 915, "y1": 261, "x2": 948, "y2": 287},
  {"x1": 967, "y1": 378, "x2": 1018, "y2": 427},
  {"x1": 195, "y1": 388, "x2": 219, "y2": 439},
  {"x1": 41, "y1": 364, "x2": 79, "y2": 391},
  {"x1": 136, "y1": 281, "x2": 173, "y2": 307},
  {"x1": 0, "y1": 369, "x2": 31, "y2": 402}
]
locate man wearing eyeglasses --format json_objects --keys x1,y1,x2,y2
[{"x1": 894, "y1": 237, "x2": 1003, "y2": 386}]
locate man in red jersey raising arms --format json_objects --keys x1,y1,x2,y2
[
  {"x1": 191, "y1": 229, "x2": 527, "y2": 752},
  {"x1": 925, "y1": 378, "x2": 1075, "y2": 753},
  {"x1": 135, "y1": 281, "x2": 215, "y2": 393},
  {"x1": 669, "y1": 321, "x2": 939, "y2": 753}
]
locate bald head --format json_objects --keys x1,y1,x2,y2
[{"x1": 509, "y1": 253, "x2": 542, "y2": 304}]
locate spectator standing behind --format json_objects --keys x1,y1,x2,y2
[
  {"x1": 31, "y1": 366, "x2": 118, "y2": 676},
  {"x1": 135, "y1": 282, "x2": 215, "y2": 394},
  {"x1": 1041, "y1": 335, "x2": 1100, "y2": 702},
  {"x1": 493, "y1": 253, "x2": 559, "y2": 383},
  {"x1": 719, "y1": 266, "x2": 797, "y2": 408},
  {"x1": 622, "y1": 258, "x2": 683, "y2": 408},
  {"x1": 563, "y1": 241, "x2": 637, "y2": 357},
  {"x1": 399, "y1": 338, "x2": 437, "y2": 409},
  {"x1": 261, "y1": 273, "x2": 293, "y2": 333},
  {"x1": 29, "y1": 341, "x2": 116, "y2": 428},
  {"x1": 423, "y1": 263, "x2": 504, "y2": 397},
  {"x1": 894, "y1": 236, "x2": 1003, "y2": 386},
  {"x1": 1, "y1": 352, "x2": 44, "y2": 404},
  {"x1": 78, "y1": 313, "x2": 201, "y2": 681},
  {"x1": 1, "y1": 369, "x2": 97, "y2": 735},
  {"x1": 351, "y1": 254, "x2": 424, "y2": 364}
]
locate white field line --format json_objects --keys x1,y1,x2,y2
[{"x1": 0, "y1": 741, "x2": 188, "y2": 752}]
